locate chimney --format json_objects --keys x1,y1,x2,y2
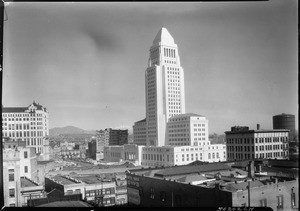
[
  {"x1": 248, "y1": 161, "x2": 255, "y2": 178},
  {"x1": 257, "y1": 124, "x2": 260, "y2": 130}
]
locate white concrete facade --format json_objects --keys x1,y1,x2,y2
[
  {"x1": 2, "y1": 101, "x2": 50, "y2": 160},
  {"x1": 225, "y1": 128, "x2": 289, "y2": 161},
  {"x1": 141, "y1": 145, "x2": 226, "y2": 167},
  {"x1": 166, "y1": 113, "x2": 210, "y2": 146},
  {"x1": 145, "y1": 27, "x2": 186, "y2": 147}
]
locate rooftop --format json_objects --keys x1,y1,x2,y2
[
  {"x1": 37, "y1": 201, "x2": 92, "y2": 207},
  {"x1": 130, "y1": 163, "x2": 231, "y2": 178},
  {"x1": 169, "y1": 113, "x2": 205, "y2": 119},
  {"x1": 273, "y1": 113, "x2": 295, "y2": 117},
  {"x1": 156, "y1": 163, "x2": 230, "y2": 177},
  {"x1": 2, "y1": 107, "x2": 28, "y2": 113},
  {"x1": 153, "y1": 27, "x2": 175, "y2": 46},
  {"x1": 74, "y1": 175, "x2": 102, "y2": 184},
  {"x1": 135, "y1": 118, "x2": 146, "y2": 124},
  {"x1": 225, "y1": 129, "x2": 289, "y2": 134},
  {"x1": 21, "y1": 177, "x2": 39, "y2": 188},
  {"x1": 2, "y1": 101, "x2": 47, "y2": 113},
  {"x1": 51, "y1": 175, "x2": 81, "y2": 185},
  {"x1": 223, "y1": 180, "x2": 265, "y2": 192}
]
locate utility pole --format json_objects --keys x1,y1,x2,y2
[{"x1": 247, "y1": 181, "x2": 251, "y2": 207}]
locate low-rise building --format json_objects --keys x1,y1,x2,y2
[
  {"x1": 45, "y1": 173, "x2": 128, "y2": 207},
  {"x1": 103, "y1": 144, "x2": 144, "y2": 166},
  {"x1": 126, "y1": 160, "x2": 298, "y2": 209},
  {"x1": 20, "y1": 177, "x2": 45, "y2": 207},
  {"x1": 141, "y1": 145, "x2": 226, "y2": 167},
  {"x1": 225, "y1": 125, "x2": 289, "y2": 161}
]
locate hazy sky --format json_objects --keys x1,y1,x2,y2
[{"x1": 3, "y1": 1, "x2": 298, "y2": 134}]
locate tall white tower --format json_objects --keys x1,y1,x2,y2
[{"x1": 145, "y1": 27, "x2": 186, "y2": 146}]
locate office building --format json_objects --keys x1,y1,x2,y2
[
  {"x1": 126, "y1": 161, "x2": 298, "y2": 209},
  {"x1": 145, "y1": 27, "x2": 186, "y2": 146},
  {"x1": 2, "y1": 101, "x2": 50, "y2": 160},
  {"x1": 97, "y1": 128, "x2": 128, "y2": 146},
  {"x1": 88, "y1": 138, "x2": 97, "y2": 159},
  {"x1": 133, "y1": 119, "x2": 147, "y2": 146},
  {"x1": 166, "y1": 113, "x2": 210, "y2": 146},
  {"x1": 225, "y1": 126, "x2": 289, "y2": 161},
  {"x1": 273, "y1": 113, "x2": 296, "y2": 141},
  {"x1": 128, "y1": 28, "x2": 227, "y2": 167}
]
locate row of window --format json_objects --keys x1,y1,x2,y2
[
  {"x1": 164, "y1": 60, "x2": 176, "y2": 64},
  {"x1": 85, "y1": 188, "x2": 115, "y2": 197},
  {"x1": 227, "y1": 152, "x2": 286, "y2": 160},
  {"x1": 143, "y1": 153, "x2": 170, "y2": 162},
  {"x1": 227, "y1": 137, "x2": 287, "y2": 144},
  {"x1": 2, "y1": 113, "x2": 46, "y2": 117},
  {"x1": 164, "y1": 48, "x2": 176, "y2": 58}
]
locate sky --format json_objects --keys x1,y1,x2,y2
[{"x1": 2, "y1": 1, "x2": 298, "y2": 134}]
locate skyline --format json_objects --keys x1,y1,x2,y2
[{"x1": 2, "y1": 1, "x2": 298, "y2": 134}]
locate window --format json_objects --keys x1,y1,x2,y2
[
  {"x1": 150, "y1": 187, "x2": 155, "y2": 199},
  {"x1": 8, "y1": 169, "x2": 14, "y2": 182},
  {"x1": 9, "y1": 189, "x2": 15, "y2": 198},
  {"x1": 160, "y1": 191, "x2": 166, "y2": 202},
  {"x1": 260, "y1": 199, "x2": 267, "y2": 207},
  {"x1": 277, "y1": 195, "x2": 284, "y2": 209},
  {"x1": 24, "y1": 166, "x2": 28, "y2": 173}
]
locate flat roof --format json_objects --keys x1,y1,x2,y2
[
  {"x1": 144, "y1": 163, "x2": 231, "y2": 177},
  {"x1": 224, "y1": 180, "x2": 265, "y2": 192},
  {"x1": 75, "y1": 176, "x2": 100, "y2": 184},
  {"x1": 225, "y1": 129, "x2": 289, "y2": 134},
  {"x1": 37, "y1": 201, "x2": 92, "y2": 207},
  {"x1": 169, "y1": 113, "x2": 205, "y2": 119},
  {"x1": 51, "y1": 175, "x2": 80, "y2": 185},
  {"x1": 21, "y1": 177, "x2": 39, "y2": 187}
]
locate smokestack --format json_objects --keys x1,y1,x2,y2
[{"x1": 257, "y1": 124, "x2": 260, "y2": 130}]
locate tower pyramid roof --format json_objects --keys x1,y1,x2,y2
[{"x1": 153, "y1": 27, "x2": 175, "y2": 46}]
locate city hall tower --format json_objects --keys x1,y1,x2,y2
[{"x1": 145, "y1": 27, "x2": 186, "y2": 146}]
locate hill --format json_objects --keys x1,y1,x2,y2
[{"x1": 49, "y1": 126, "x2": 95, "y2": 136}]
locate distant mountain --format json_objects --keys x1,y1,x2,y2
[{"x1": 49, "y1": 126, "x2": 95, "y2": 136}]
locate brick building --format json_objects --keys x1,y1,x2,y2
[{"x1": 126, "y1": 160, "x2": 298, "y2": 209}]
